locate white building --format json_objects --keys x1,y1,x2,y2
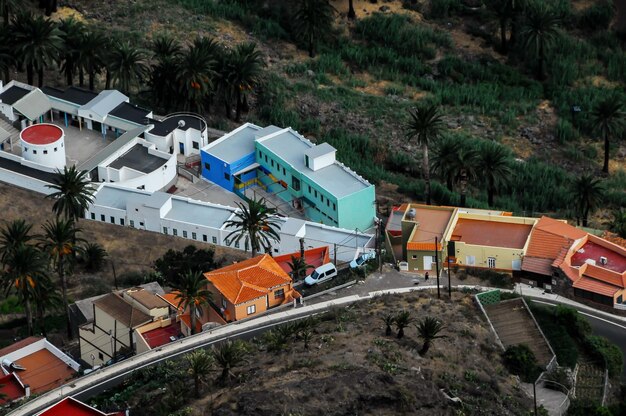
[
  {"x1": 19, "y1": 123, "x2": 66, "y2": 169},
  {"x1": 0, "y1": 81, "x2": 51, "y2": 128},
  {"x1": 144, "y1": 113, "x2": 208, "y2": 156}
]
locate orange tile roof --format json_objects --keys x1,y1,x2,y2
[
  {"x1": 451, "y1": 218, "x2": 533, "y2": 249},
  {"x1": 0, "y1": 337, "x2": 41, "y2": 357},
  {"x1": 15, "y1": 349, "x2": 76, "y2": 394},
  {"x1": 407, "y1": 242, "x2": 442, "y2": 251},
  {"x1": 273, "y1": 246, "x2": 331, "y2": 276},
  {"x1": 525, "y1": 217, "x2": 586, "y2": 259},
  {"x1": 204, "y1": 254, "x2": 292, "y2": 305},
  {"x1": 180, "y1": 314, "x2": 202, "y2": 334},
  {"x1": 583, "y1": 264, "x2": 626, "y2": 288},
  {"x1": 573, "y1": 277, "x2": 620, "y2": 297},
  {"x1": 521, "y1": 256, "x2": 554, "y2": 276},
  {"x1": 159, "y1": 291, "x2": 182, "y2": 310}
]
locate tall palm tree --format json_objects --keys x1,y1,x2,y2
[
  {"x1": 348, "y1": 0, "x2": 356, "y2": 19},
  {"x1": 11, "y1": 12, "x2": 63, "y2": 86},
  {"x1": 0, "y1": 0, "x2": 17, "y2": 27},
  {"x1": 0, "y1": 27, "x2": 14, "y2": 83},
  {"x1": 405, "y1": 104, "x2": 445, "y2": 205},
  {"x1": 39, "y1": 218, "x2": 83, "y2": 338},
  {"x1": 431, "y1": 135, "x2": 461, "y2": 192},
  {"x1": 292, "y1": 0, "x2": 336, "y2": 58},
  {"x1": 454, "y1": 143, "x2": 479, "y2": 207},
  {"x1": 81, "y1": 242, "x2": 108, "y2": 272},
  {"x1": 32, "y1": 275, "x2": 61, "y2": 337},
  {"x1": 476, "y1": 141, "x2": 512, "y2": 207},
  {"x1": 46, "y1": 166, "x2": 95, "y2": 222},
  {"x1": 149, "y1": 38, "x2": 183, "y2": 112},
  {"x1": 394, "y1": 310, "x2": 413, "y2": 339},
  {"x1": 2, "y1": 245, "x2": 49, "y2": 335},
  {"x1": 224, "y1": 198, "x2": 281, "y2": 258},
  {"x1": 486, "y1": 0, "x2": 512, "y2": 52},
  {"x1": 571, "y1": 174, "x2": 604, "y2": 227},
  {"x1": 416, "y1": 316, "x2": 446, "y2": 356},
  {"x1": 521, "y1": 1, "x2": 560, "y2": 80},
  {"x1": 177, "y1": 43, "x2": 216, "y2": 113},
  {"x1": 228, "y1": 42, "x2": 265, "y2": 121},
  {"x1": 611, "y1": 208, "x2": 626, "y2": 239},
  {"x1": 58, "y1": 17, "x2": 85, "y2": 86},
  {"x1": 171, "y1": 270, "x2": 212, "y2": 335},
  {"x1": 212, "y1": 339, "x2": 248, "y2": 385},
  {"x1": 107, "y1": 41, "x2": 149, "y2": 95},
  {"x1": 152, "y1": 33, "x2": 183, "y2": 62},
  {"x1": 80, "y1": 30, "x2": 106, "y2": 90},
  {"x1": 185, "y1": 349, "x2": 214, "y2": 398},
  {"x1": 0, "y1": 219, "x2": 33, "y2": 264},
  {"x1": 590, "y1": 95, "x2": 625, "y2": 175},
  {"x1": 287, "y1": 255, "x2": 313, "y2": 281}
]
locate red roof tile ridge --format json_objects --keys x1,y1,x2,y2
[{"x1": 535, "y1": 216, "x2": 586, "y2": 239}]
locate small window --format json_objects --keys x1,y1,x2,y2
[
  {"x1": 258, "y1": 150, "x2": 262, "y2": 158},
  {"x1": 264, "y1": 155, "x2": 268, "y2": 163},
  {"x1": 291, "y1": 176, "x2": 300, "y2": 191},
  {"x1": 305, "y1": 155, "x2": 309, "y2": 168},
  {"x1": 33, "y1": 150, "x2": 37, "y2": 154},
  {"x1": 110, "y1": 216, "x2": 115, "y2": 224},
  {"x1": 222, "y1": 298, "x2": 227, "y2": 309},
  {"x1": 314, "y1": 190, "x2": 318, "y2": 198},
  {"x1": 488, "y1": 257, "x2": 496, "y2": 268},
  {"x1": 98, "y1": 352, "x2": 103, "y2": 361},
  {"x1": 327, "y1": 199, "x2": 330, "y2": 207},
  {"x1": 271, "y1": 160, "x2": 274, "y2": 168},
  {"x1": 321, "y1": 195, "x2": 324, "y2": 203},
  {"x1": 192, "y1": 232, "x2": 197, "y2": 240},
  {"x1": 173, "y1": 229, "x2": 178, "y2": 236},
  {"x1": 24, "y1": 147, "x2": 27, "y2": 152},
  {"x1": 204, "y1": 162, "x2": 210, "y2": 171},
  {"x1": 120, "y1": 218, "x2": 124, "y2": 226},
  {"x1": 90, "y1": 213, "x2": 95, "y2": 220},
  {"x1": 100, "y1": 214, "x2": 105, "y2": 221},
  {"x1": 54, "y1": 147, "x2": 57, "y2": 152},
  {"x1": 130, "y1": 220, "x2": 135, "y2": 228},
  {"x1": 212, "y1": 236, "x2": 217, "y2": 244},
  {"x1": 43, "y1": 150, "x2": 48, "y2": 154},
  {"x1": 183, "y1": 230, "x2": 188, "y2": 238},
  {"x1": 163, "y1": 227, "x2": 168, "y2": 234},
  {"x1": 203, "y1": 234, "x2": 207, "y2": 242},
  {"x1": 192, "y1": 141, "x2": 199, "y2": 149},
  {"x1": 308, "y1": 185, "x2": 311, "y2": 193},
  {"x1": 61, "y1": 143, "x2": 63, "y2": 147},
  {"x1": 224, "y1": 172, "x2": 230, "y2": 181},
  {"x1": 274, "y1": 289, "x2": 285, "y2": 299},
  {"x1": 333, "y1": 203, "x2": 336, "y2": 210},
  {"x1": 412, "y1": 255, "x2": 417, "y2": 259},
  {"x1": 246, "y1": 304, "x2": 256, "y2": 315},
  {"x1": 283, "y1": 167, "x2": 286, "y2": 175},
  {"x1": 139, "y1": 222, "x2": 144, "y2": 226}
]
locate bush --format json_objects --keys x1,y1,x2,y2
[
  {"x1": 578, "y1": 0, "x2": 614, "y2": 32},
  {"x1": 554, "y1": 305, "x2": 592, "y2": 341},
  {"x1": 584, "y1": 335, "x2": 624, "y2": 379},
  {"x1": 429, "y1": 0, "x2": 462, "y2": 19},
  {"x1": 529, "y1": 303, "x2": 579, "y2": 368},
  {"x1": 543, "y1": 367, "x2": 572, "y2": 391},
  {"x1": 503, "y1": 344, "x2": 542, "y2": 383},
  {"x1": 119, "y1": 271, "x2": 145, "y2": 287},
  {"x1": 555, "y1": 118, "x2": 578, "y2": 144},
  {"x1": 464, "y1": 267, "x2": 513, "y2": 289}
]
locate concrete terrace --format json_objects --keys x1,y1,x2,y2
[{"x1": 484, "y1": 298, "x2": 554, "y2": 367}]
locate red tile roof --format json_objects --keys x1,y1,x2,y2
[
  {"x1": 521, "y1": 256, "x2": 554, "y2": 276},
  {"x1": 273, "y1": 246, "x2": 331, "y2": 276},
  {"x1": 525, "y1": 217, "x2": 586, "y2": 259},
  {"x1": 38, "y1": 397, "x2": 116, "y2": 416},
  {"x1": 204, "y1": 254, "x2": 292, "y2": 305},
  {"x1": 0, "y1": 337, "x2": 41, "y2": 357},
  {"x1": 0, "y1": 373, "x2": 26, "y2": 405},
  {"x1": 573, "y1": 277, "x2": 620, "y2": 297},
  {"x1": 451, "y1": 218, "x2": 533, "y2": 249},
  {"x1": 14, "y1": 348, "x2": 76, "y2": 394},
  {"x1": 140, "y1": 323, "x2": 181, "y2": 349},
  {"x1": 583, "y1": 264, "x2": 626, "y2": 288},
  {"x1": 159, "y1": 291, "x2": 182, "y2": 310}
]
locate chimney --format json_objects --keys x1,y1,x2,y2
[{"x1": 24, "y1": 384, "x2": 30, "y2": 398}]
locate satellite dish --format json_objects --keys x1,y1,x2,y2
[{"x1": 178, "y1": 120, "x2": 185, "y2": 128}]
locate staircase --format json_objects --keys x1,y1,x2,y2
[
  {"x1": 484, "y1": 298, "x2": 554, "y2": 367},
  {"x1": 0, "y1": 114, "x2": 20, "y2": 149}
]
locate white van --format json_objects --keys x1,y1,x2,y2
[{"x1": 304, "y1": 263, "x2": 338, "y2": 286}]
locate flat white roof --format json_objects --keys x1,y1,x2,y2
[
  {"x1": 257, "y1": 129, "x2": 371, "y2": 199},
  {"x1": 203, "y1": 123, "x2": 261, "y2": 164},
  {"x1": 164, "y1": 197, "x2": 236, "y2": 229},
  {"x1": 93, "y1": 184, "x2": 149, "y2": 210},
  {"x1": 280, "y1": 217, "x2": 373, "y2": 248}
]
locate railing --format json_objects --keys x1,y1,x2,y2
[
  {"x1": 474, "y1": 291, "x2": 505, "y2": 350},
  {"x1": 162, "y1": 112, "x2": 207, "y2": 133},
  {"x1": 613, "y1": 303, "x2": 626, "y2": 310},
  {"x1": 535, "y1": 371, "x2": 572, "y2": 416},
  {"x1": 601, "y1": 368, "x2": 609, "y2": 406}
]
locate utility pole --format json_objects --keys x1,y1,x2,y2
[
  {"x1": 448, "y1": 251, "x2": 452, "y2": 298},
  {"x1": 378, "y1": 218, "x2": 383, "y2": 273},
  {"x1": 375, "y1": 218, "x2": 381, "y2": 272},
  {"x1": 299, "y1": 238, "x2": 305, "y2": 258},
  {"x1": 334, "y1": 243, "x2": 337, "y2": 265},
  {"x1": 435, "y1": 237, "x2": 440, "y2": 299}
]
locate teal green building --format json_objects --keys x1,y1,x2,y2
[{"x1": 255, "y1": 128, "x2": 375, "y2": 232}]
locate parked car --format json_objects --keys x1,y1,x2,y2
[
  {"x1": 350, "y1": 251, "x2": 376, "y2": 269},
  {"x1": 304, "y1": 263, "x2": 338, "y2": 286}
]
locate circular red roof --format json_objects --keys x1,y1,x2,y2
[{"x1": 20, "y1": 124, "x2": 63, "y2": 145}]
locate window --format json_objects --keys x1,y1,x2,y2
[
  {"x1": 130, "y1": 220, "x2": 135, "y2": 228},
  {"x1": 192, "y1": 232, "x2": 197, "y2": 240},
  {"x1": 224, "y1": 172, "x2": 230, "y2": 181},
  {"x1": 274, "y1": 288, "x2": 285, "y2": 299},
  {"x1": 100, "y1": 214, "x2": 105, "y2": 221},
  {"x1": 120, "y1": 218, "x2": 124, "y2": 226},
  {"x1": 271, "y1": 159, "x2": 274, "y2": 168},
  {"x1": 33, "y1": 150, "x2": 37, "y2": 154},
  {"x1": 163, "y1": 227, "x2": 168, "y2": 234},
  {"x1": 98, "y1": 352, "x2": 103, "y2": 361},
  {"x1": 61, "y1": 143, "x2": 63, "y2": 147},
  {"x1": 24, "y1": 147, "x2": 27, "y2": 152},
  {"x1": 54, "y1": 147, "x2": 57, "y2": 152},
  {"x1": 321, "y1": 195, "x2": 324, "y2": 203},
  {"x1": 222, "y1": 298, "x2": 227, "y2": 309},
  {"x1": 204, "y1": 162, "x2": 210, "y2": 171},
  {"x1": 333, "y1": 203, "x2": 336, "y2": 211},
  {"x1": 283, "y1": 167, "x2": 286, "y2": 175},
  {"x1": 203, "y1": 234, "x2": 207, "y2": 242},
  {"x1": 212, "y1": 236, "x2": 217, "y2": 244},
  {"x1": 173, "y1": 229, "x2": 178, "y2": 236},
  {"x1": 139, "y1": 222, "x2": 144, "y2": 226},
  {"x1": 308, "y1": 185, "x2": 311, "y2": 193},
  {"x1": 488, "y1": 257, "x2": 496, "y2": 268},
  {"x1": 327, "y1": 199, "x2": 330, "y2": 207},
  {"x1": 43, "y1": 150, "x2": 48, "y2": 154},
  {"x1": 110, "y1": 216, "x2": 115, "y2": 224},
  {"x1": 192, "y1": 141, "x2": 199, "y2": 149},
  {"x1": 246, "y1": 304, "x2": 256, "y2": 315},
  {"x1": 314, "y1": 190, "x2": 318, "y2": 198},
  {"x1": 90, "y1": 213, "x2": 95, "y2": 220},
  {"x1": 291, "y1": 176, "x2": 300, "y2": 191},
  {"x1": 183, "y1": 230, "x2": 188, "y2": 238},
  {"x1": 258, "y1": 150, "x2": 262, "y2": 158},
  {"x1": 412, "y1": 255, "x2": 417, "y2": 259}
]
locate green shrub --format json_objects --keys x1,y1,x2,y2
[
  {"x1": 529, "y1": 303, "x2": 579, "y2": 368},
  {"x1": 555, "y1": 118, "x2": 578, "y2": 144},
  {"x1": 584, "y1": 335, "x2": 624, "y2": 379},
  {"x1": 429, "y1": 0, "x2": 462, "y2": 18},
  {"x1": 503, "y1": 344, "x2": 542, "y2": 383},
  {"x1": 578, "y1": 0, "x2": 614, "y2": 32},
  {"x1": 464, "y1": 267, "x2": 513, "y2": 289},
  {"x1": 119, "y1": 271, "x2": 145, "y2": 287},
  {"x1": 554, "y1": 305, "x2": 592, "y2": 341},
  {"x1": 0, "y1": 296, "x2": 23, "y2": 314}
]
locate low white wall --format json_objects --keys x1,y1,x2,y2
[{"x1": 0, "y1": 167, "x2": 54, "y2": 195}]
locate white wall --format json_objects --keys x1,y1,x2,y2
[
  {"x1": 0, "y1": 165, "x2": 54, "y2": 195},
  {"x1": 173, "y1": 127, "x2": 206, "y2": 156},
  {"x1": 0, "y1": 103, "x2": 16, "y2": 121},
  {"x1": 20, "y1": 138, "x2": 66, "y2": 169},
  {"x1": 144, "y1": 131, "x2": 172, "y2": 154},
  {"x1": 0, "y1": 338, "x2": 80, "y2": 372}
]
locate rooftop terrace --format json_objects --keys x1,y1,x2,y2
[
  {"x1": 571, "y1": 241, "x2": 626, "y2": 273},
  {"x1": 108, "y1": 144, "x2": 167, "y2": 173},
  {"x1": 451, "y1": 218, "x2": 533, "y2": 249}
]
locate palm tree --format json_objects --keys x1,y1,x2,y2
[
  {"x1": 11, "y1": 12, "x2": 63, "y2": 86},
  {"x1": 32, "y1": 275, "x2": 61, "y2": 337},
  {"x1": 2, "y1": 245, "x2": 49, "y2": 335},
  {"x1": 611, "y1": 208, "x2": 626, "y2": 238},
  {"x1": 454, "y1": 144, "x2": 479, "y2": 207},
  {"x1": 292, "y1": 0, "x2": 336, "y2": 58},
  {"x1": 81, "y1": 242, "x2": 108, "y2": 272},
  {"x1": 476, "y1": 141, "x2": 512, "y2": 207},
  {"x1": 521, "y1": 1, "x2": 560, "y2": 80},
  {"x1": 185, "y1": 349, "x2": 214, "y2": 398},
  {"x1": 177, "y1": 43, "x2": 216, "y2": 113},
  {"x1": 394, "y1": 310, "x2": 413, "y2": 339},
  {"x1": 152, "y1": 33, "x2": 183, "y2": 61},
  {"x1": 224, "y1": 198, "x2": 281, "y2": 258},
  {"x1": 287, "y1": 255, "x2": 313, "y2": 281},
  {"x1": 171, "y1": 270, "x2": 212, "y2": 335},
  {"x1": 590, "y1": 95, "x2": 625, "y2": 174},
  {"x1": 0, "y1": 219, "x2": 33, "y2": 264},
  {"x1": 571, "y1": 174, "x2": 604, "y2": 227},
  {"x1": 0, "y1": 27, "x2": 13, "y2": 83},
  {"x1": 381, "y1": 313, "x2": 395, "y2": 336},
  {"x1": 0, "y1": 0, "x2": 17, "y2": 26},
  {"x1": 228, "y1": 42, "x2": 265, "y2": 121},
  {"x1": 58, "y1": 17, "x2": 86, "y2": 86},
  {"x1": 416, "y1": 316, "x2": 446, "y2": 356},
  {"x1": 80, "y1": 30, "x2": 106, "y2": 90},
  {"x1": 348, "y1": 0, "x2": 356, "y2": 19},
  {"x1": 212, "y1": 339, "x2": 248, "y2": 385},
  {"x1": 46, "y1": 166, "x2": 95, "y2": 222},
  {"x1": 486, "y1": 0, "x2": 512, "y2": 52},
  {"x1": 149, "y1": 37, "x2": 183, "y2": 112},
  {"x1": 107, "y1": 41, "x2": 149, "y2": 95},
  {"x1": 405, "y1": 104, "x2": 445, "y2": 205},
  {"x1": 39, "y1": 218, "x2": 83, "y2": 338},
  {"x1": 431, "y1": 135, "x2": 461, "y2": 192}
]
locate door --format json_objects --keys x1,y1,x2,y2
[
  {"x1": 511, "y1": 259, "x2": 521, "y2": 271},
  {"x1": 466, "y1": 256, "x2": 475, "y2": 266},
  {"x1": 488, "y1": 257, "x2": 496, "y2": 268},
  {"x1": 179, "y1": 142, "x2": 185, "y2": 154},
  {"x1": 423, "y1": 256, "x2": 433, "y2": 270}
]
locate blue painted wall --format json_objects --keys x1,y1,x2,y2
[{"x1": 200, "y1": 149, "x2": 256, "y2": 191}]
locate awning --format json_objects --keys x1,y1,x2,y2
[
  {"x1": 232, "y1": 162, "x2": 260, "y2": 176},
  {"x1": 13, "y1": 89, "x2": 51, "y2": 121}
]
